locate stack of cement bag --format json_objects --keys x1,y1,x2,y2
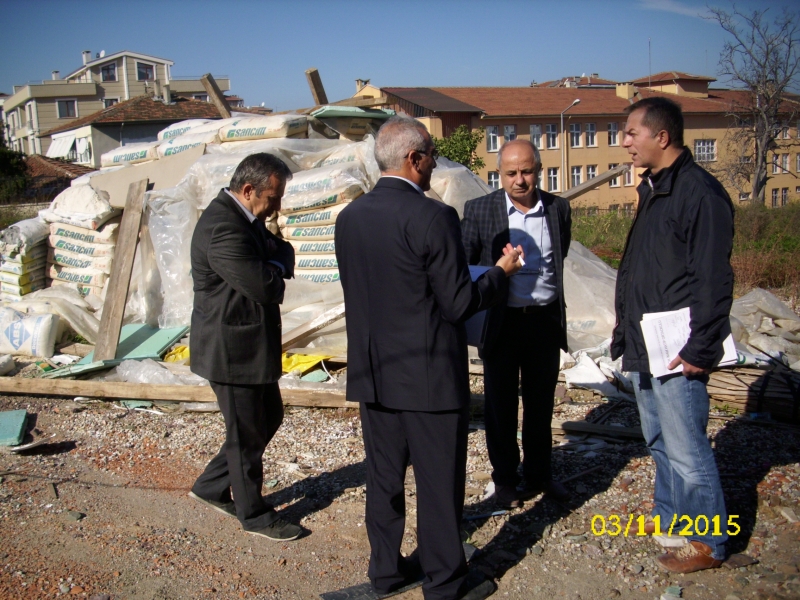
[
  {"x1": 39, "y1": 186, "x2": 121, "y2": 299},
  {"x1": 0, "y1": 218, "x2": 50, "y2": 302}
]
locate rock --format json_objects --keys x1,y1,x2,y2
[
  {"x1": 70, "y1": 587, "x2": 84, "y2": 595},
  {"x1": 567, "y1": 534, "x2": 588, "y2": 543},
  {"x1": 765, "y1": 573, "x2": 785, "y2": 583},
  {"x1": 733, "y1": 575, "x2": 749, "y2": 587},
  {"x1": 631, "y1": 564, "x2": 644, "y2": 574},
  {"x1": 59, "y1": 584, "x2": 70, "y2": 594},
  {"x1": 472, "y1": 472, "x2": 492, "y2": 481},
  {"x1": 65, "y1": 511, "x2": 85, "y2": 521},
  {"x1": 664, "y1": 585, "x2": 682, "y2": 596},
  {"x1": 89, "y1": 595, "x2": 111, "y2": 600},
  {"x1": 723, "y1": 554, "x2": 758, "y2": 569},
  {"x1": 584, "y1": 544, "x2": 602, "y2": 557},
  {"x1": 779, "y1": 507, "x2": 799, "y2": 523},
  {"x1": 531, "y1": 545, "x2": 544, "y2": 556},
  {"x1": 608, "y1": 590, "x2": 621, "y2": 598},
  {"x1": 777, "y1": 564, "x2": 798, "y2": 575}
]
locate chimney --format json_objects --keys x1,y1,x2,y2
[
  {"x1": 616, "y1": 82, "x2": 636, "y2": 100},
  {"x1": 82, "y1": 50, "x2": 92, "y2": 65},
  {"x1": 591, "y1": 73, "x2": 599, "y2": 78},
  {"x1": 355, "y1": 78, "x2": 370, "y2": 93},
  {"x1": 51, "y1": 70, "x2": 60, "y2": 80}
]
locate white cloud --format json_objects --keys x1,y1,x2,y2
[{"x1": 636, "y1": 0, "x2": 709, "y2": 19}]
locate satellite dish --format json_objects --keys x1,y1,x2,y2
[
  {"x1": 260, "y1": 102, "x2": 265, "y2": 107},
  {"x1": 100, "y1": 50, "x2": 106, "y2": 57}
]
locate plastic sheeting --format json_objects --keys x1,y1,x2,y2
[
  {"x1": 730, "y1": 288, "x2": 800, "y2": 367},
  {"x1": 427, "y1": 157, "x2": 493, "y2": 219}
]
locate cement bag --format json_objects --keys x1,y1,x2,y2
[
  {"x1": 47, "y1": 264, "x2": 108, "y2": 288},
  {"x1": 1, "y1": 243, "x2": 48, "y2": 264},
  {"x1": 0, "y1": 279, "x2": 46, "y2": 297},
  {"x1": 283, "y1": 224, "x2": 336, "y2": 242},
  {"x1": 146, "y1": 186, "x2": 199, "y2": 327},
  {"x1": 289, "y1": 240, "x2": 336, "y2": 255},
  {"x1": 294, "y1": 269, "x2": 340, "y2": 284},
  {"x1": 219, "y1": 115, "x2": 307, "y2": 142},
  {"x1": 278, "y1": 203, "x2": 346, "y2": 228},
  {"x1": 49, "y1": 218, "x2": 119, "y2": 244},
  {"x1": 48, "y1": 279, "x2": 103, "y2": 300},
  {"x1": 563, "y1": 241, "x2": 618, "y2": 352},
  {"x1": 39, "y1": 185, "x2": 119, "y2": 230},
  {"x1": 295, "y1": 254, "x2": 338, "y2": 270},
  {"x1": 100, "y1": 141, "x2": 160, "y2": 167},
  {"x1": 280, "y1": 163, "x2": 368, "y2": 214},
  {"x1": 158, "y1": 119, "x2": 214, "y2": 141},
  {"x1": 0, "y1": 307, "x2": 59, "y2": 357},
  {"x1": 182, "y1": 117, "x2": 239, "y2": 137},
  {"x1": 0, "y1": 268, "x2": 46, "y2": 286},
  {"x1": 307, "y1": 137, "x2": 381, "y2": 186},
  {"x1": 47, "y1": 248, "x2": 114, "y2": 274},
  {"x1": 0, "y1": 257, "x2": 46, "y2": 276},
  {"x1": 157, "y1": 130, "x2": 219, "y2": 158},
  {"x1": 429, "y1": 157, "x2": 492, "y2": 220},
  {"x1": 208, "y1": 138, "x2": 348, "y2": 169},
  {"x1": 14, "y1": 286, "x2": 100, "y2": 343},
  {"x1": 0, "y1": 219, "x2": 50, "y2": 255},
  {"x1": 48, "y1": 236, "x2": 115, "y2": 258}
]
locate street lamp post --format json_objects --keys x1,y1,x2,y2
[{"x1": 560, "y1": 98, "x2": 581, "y2": 192}]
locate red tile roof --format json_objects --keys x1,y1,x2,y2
[
  {"x1": 41, "y1": 95, "x2": 228, "y2": 137},
  {"x1": 24, "y1": 154, "x2": 96, "y2": 179},
  {"x1": 382, "y1": 87, "x2": 482, "y2": 112},
  {"x1": 632, "y1": 71, "x2": 716, "y2": 85}
]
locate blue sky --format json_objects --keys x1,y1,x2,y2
[{"x1": 0, "y1": 0, "x2": 790, "y2": 111}]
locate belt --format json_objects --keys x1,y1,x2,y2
[{"x1": 507, "y1": 302, "x2": 558, "y2": 314}]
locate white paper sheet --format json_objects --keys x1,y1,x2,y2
[{"x1": 641, "y1": 307, "x2": 736, "y2": 378}]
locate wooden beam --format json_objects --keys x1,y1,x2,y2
[
  {"x1": 0, "y1": 377, "x2": 356, "y2": 409},
  {"x1": 93, "y1": 179, "x2": 148, "y2": 361},
  {"x1": 552, "y1": 419, "x2": 643, "y2": 440},
  {"x1": 281, "y1": 303, "x2": 345, "y2": 351},
  {"x1": 200, "y1": 73, "x2": 232, "y2": 119},
  {"x1": 305, "y1": 68, "x2": 329, "y2": 105},
  {"x1": 559, "y1": 164, "x2": 629, "y2": 202},
  {"x1": 328, "y1": 96, "x2": 390, "y2": 108}
]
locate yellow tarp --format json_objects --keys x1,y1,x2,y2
[{"x1": 281, "y1": 352, "x2": 333, "y2": 374}]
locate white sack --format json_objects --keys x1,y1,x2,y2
[
  {"x1": 49, "y1": 219, "x2": 119, "y2": 244},
  {"x1": 40, "y1": 185, "x2": 119, "y2": 229},
  {"x1": 0, "y1": 218, "x2": 51, "y2": 254},
  {"x1": 47, "y1": 264, "x2": 108, "y2": 288},
  {"x1": 0, "y1": 307, "x2": 59, "y2": 357},
  {"x1": 278, "y1": 203, "x2": 346, "y2": 228},
  {"x1": 100, "y1": 141, "x2": 160, "y2": 167},
  {"x1": 295, "y1": 254, "x2": 338, "y2": 270},
  {"x1": 294, "y1": 269, "x2": 340, "y2": 284},
  {"x1": 219, "y1": 115, "x2": 307, "y2": 142},
  {"x1": 1, "y1": 244, "x2": 47, "y2": 264},
  {"x1": 48, "y1": 236, "x2": 115, "y2": 258},
  {"x1": 280, "y1": 162, "x2": 368, "y2": 214},
  {"x1": 157, "y1": 130, "x2": 219, "y2": 158},
  {"x1": 158, "y1": 119, "x2": 214, "y2": 141},
  {"x1": 289, "y1": 240, "x2": 337, "y2": 255},
  {"x1": 47, "y1": 248, "x2": 114, "y2": 274}
]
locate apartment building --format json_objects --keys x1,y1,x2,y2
[
  {"x1": 359, "y1": 72, "x2": 800, "y2": 209},
  {"x1": 3, "y1": 50, "x2": 230, "y2": 157}
]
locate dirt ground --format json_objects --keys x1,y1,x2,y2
[{"x1": 1, "y1": 389, "x2": 799, "y2": 600}]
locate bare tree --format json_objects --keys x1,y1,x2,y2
[{"x1": 709, "y1": 5, "x2": 800, "y2": 203}]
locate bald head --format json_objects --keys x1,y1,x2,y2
[
  {"x1": 498, "y1": 140, "x2": 541, "y2": 208},
  {"x1": 497, "y1": 139, "x2": 541, "y2": 171}
]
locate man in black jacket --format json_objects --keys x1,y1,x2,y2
[
  {"x1": 336, "y1": 115, "x2": 522, "y2": 600},
  {"x1": 461, "y1": 140, "x2": 572, "y2": 508},
  {"x1": 613, "y1": 97, "x2": 733, "y2": 573},
  {"x1": 188, "y1": 153, "x2": 301, "y2": 541}
]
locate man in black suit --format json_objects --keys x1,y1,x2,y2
[
  {"x1": 336, "y1": 116, "x2": 523, "y2": 600},
  {"x1": 462, "y1": 139, "x2": 572, "y2": 508},
  {"x1": 188, "y1": 153, "x2": 301, "y2": 541}
]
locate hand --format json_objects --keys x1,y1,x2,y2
[
  {"x1": 667, "y1": 355, "x2": 710, "y2": 377},
  {"x1": 495, "y1": 243, "x2": 524, "y2": 276}
]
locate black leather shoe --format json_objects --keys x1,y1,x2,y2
[
  {"x1": 458, "y1": 570, "x2": 497, "y2": 600},
  {"x1": 518, "y1": 480, "x2": 570, "y2": 502},
  {"x1": 188, "y1": 491, "x2": 236, "y2": 518},
  {"x1": 245, "y1": 516, "x2": 302, "y2": 541},
  {"x1": 493, "y1": 484, "x2": 522, "y2": 509}
]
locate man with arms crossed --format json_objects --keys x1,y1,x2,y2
[
  {"x1": 336, "y1": 115, "x2": 523, "y2": 600},
  {"x1": 462, "y1": 139, "x2": 572, "y2": 508},
  {"x1": 188, "y1": 153, "x2": 302, "y2": 542},
  {"x1": 613, "y1": 97, "x2": 732, "y2": 572}
]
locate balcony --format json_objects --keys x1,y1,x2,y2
[
  {"x1": 6, "y1": 81, "x2": 98, "y2": 111},
  {"x1": 169, "y1": 77, "x2": 230, "y2": 94}
]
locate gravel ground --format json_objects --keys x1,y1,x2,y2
[{"x1": 1, "y1": 381, "x2": 799, "y2": 600}]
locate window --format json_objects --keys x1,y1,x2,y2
[
  {"x1": 571, "y1": 166, "x2": 582, "y2": 187},
  {"x1": 797, "y1": 154, "x2": 800, "y2": 172},
  {"x1": 101, "y1": 63, "x2": 116, "y2": 82},
  {"x1": 624, "y1": 163, "x2": 634, "y2": 186},
  {"x1": 25, "y1": 103, "x2": 32, "y2": 124},
  {"x1": 796, "y1": 186, "x2": 800, "y2": 194},
  {"x1": 486, "y1": 126, "x2": 498, "y2": 152},
  {"x1": 136, "y1": 61, "x2": 155, "y2": 81},
  {"x1": 609, "y1": 204, "x2": 619, "y2": 212},
  {"x1": 546, "y1": 124, "x2": 558, "y2": 149},
  {"x1": 57, "y1": 99, "x2": 77, "y2": 118},
  {"x1": 782, "y1": 188, "x2": 788, "y2": 206},
  {"x1": 772, "y1": 155, "x2": 780, "y2": 174},
  {"x1": 694, "y1": 139, "x2": 717, "y2": 162},
  {"x1": 537, "y1": 170, "x2": 543, "y2": 190},
  {"x1": 623, "y1": 203, "x2": 634, "y2": 214},
  {"x1": 530, "y1": 124, "x2": 541, "y2": 149},
  {"x1": 771, "y1": 189, "x2": 778, "y2": 207},
  {"x1": 586, "y1": 123, "x2": 596, "y2": 147},
  {"x1": 487, "y1": 172, "x2": 500, "y2": 190},
  {"x1": 739, "y1": 192, "x2": 751, "y2": 202},
  {"x1": 781, "y1": 153, "x2": 789, "y2": 172},
  {"x1": 103, "y1": 98, "x2": 119, "y2": 108},
  {"x1": 504, "y1": 125, "x2": 516, "y2": 142},
  {"x1": 569, "y1": 123, "x2": 581, "y2": 147},
  {"x1": 608, "y1": 163, "x2": 619, "y2": 187},
  {"x1": 781, "y1": 123, "x2": 790, "y2": 139},
  {"x1": 547, "y1": 167, "x2": 559, "y2": 192},
  {"x1": 586, "y1": 165, "x2": 597, "y2": 180},
  {"x1": 587, "y1": 206, "x2": 598, "y2": 216},
  {"x1": 193, "y1": 94, "x2": 209, "y2": 102},
  {"x1": 608, "y1": 122, "x2": 619, "y2": 146}
]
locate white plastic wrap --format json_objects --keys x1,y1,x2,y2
[
  {"x1": 158, "y1": 119, "x2": 214, "y2": 141},
  {"x1": 218, "y1": 114, "x2": 307, "y2": 142},
  {"x1": 39, "y1": 185, "x2": 119, "y2": 230},
  {"x1": 116, "y1": 358, "x2": 209, "y2": 386},
  {"x1": 563, "y1": 241, "x2": 619, "y2": 352},
  {"x1": 428, "y1": 157, "x2": 493, "y2": 219},
  {"x1": 0, "y1": 354, "x2": 14, "y2": 375},
  {"x1": 0, "y1": 218, "x2": 51, "y2": 255},
  {"x1": 280, "y1": 162, "x2": 368, "y2": 214},
  {"x1": 13, "y1": 285, "x2": 101, "y2": 343},
  {"x1": 145, "y1": 186, "x2": 199, "y2": 327},
  {"x1": 730, "y1": 288, "x2": 800, "y2": 367}
]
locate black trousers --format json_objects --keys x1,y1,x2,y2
[
  {"x1": 191, "y1": 381, "x2": 283, "y2": 531},
  {"x1": 360, "y1": 402, "x2": 469, "y2": 600},
  {"x1": 483, "y1": 302, "x2": 561, "y2": 488}
]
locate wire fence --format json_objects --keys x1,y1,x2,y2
[{"x1": 0, "y1": 175, "x2": 71, "y2": 206}]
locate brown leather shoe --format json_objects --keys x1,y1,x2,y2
[
  {"x1": 493, "y1": 484, "x2": 522, "y2": 509},
  {"x1": 656, "y1": 541, "x2": 723, "y2": 573}
]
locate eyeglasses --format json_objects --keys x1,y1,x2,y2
[{"x1": 405, "y1": 147, "x2": 439, "y2": 160}]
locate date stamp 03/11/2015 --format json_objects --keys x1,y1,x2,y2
[{"x1": 591, "y1": 514, "x2": 741, "y2": 537}]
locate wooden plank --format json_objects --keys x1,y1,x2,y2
[
  {"x1": 201, "y1": 73, "x2": 232, "y2": 119},
  {"x1": 559, "y1": 164, "x2": 629, "y2": 202},
  {"x1": 282, "y1": 303, "x2": 346, "y2": 351},
  {"x1": 552, "y1": 419, "x2": 643, "y2": 440},
  {"x1": 93, "y1": 179, "x2": 148, "y2": 361},
  {"x1": 0, "y1": 377, "x2": 355, "y2": 408},
  {"x1": 305, "y1": 68, "x2": 329, "y2": 105},
  {"x1": 330, "y1": 96, "x2": 390, "y2": 108}
]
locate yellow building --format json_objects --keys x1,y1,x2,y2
[{"x1": 355, "y1": 72, "x2": 800, "y2": 209}]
